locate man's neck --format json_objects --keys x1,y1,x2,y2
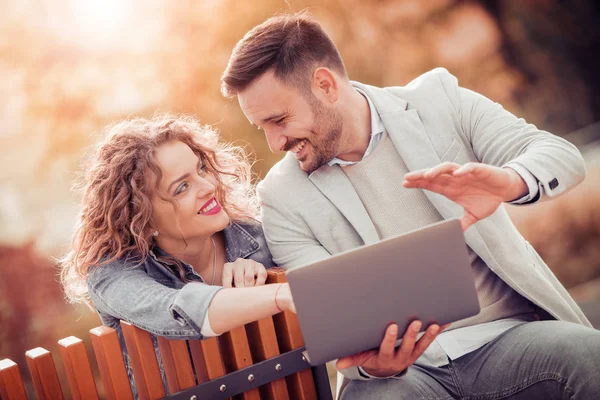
[{"x1": 335, "y1": 87, "x2": 372, "y2": 162}]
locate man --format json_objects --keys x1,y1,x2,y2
[{"x1": 221, "y1": 13, "x2": 600, "y2": 399}]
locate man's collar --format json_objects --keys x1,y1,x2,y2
[{"x1": 328, "y1": 88, "x2": 385, "y2": 167}]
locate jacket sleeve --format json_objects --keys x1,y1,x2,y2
[
  {"x1": 258, "y1": 182, "x2": 331, "y2": 269},
  {"x1": 87, "y1": 260, "x2": 222, "y2": 339},
  {"x1": 438, "y1": 69, "x2": 587, "y2": 203}
]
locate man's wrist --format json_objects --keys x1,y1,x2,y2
[
  {"x1": 359, "y1": 366, "x2": 407, "y2": 379},
  {"x1": 503, "y1": 167, "x2": 529, "y2": 202}
]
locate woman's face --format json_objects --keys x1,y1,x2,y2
[{"x1": 150, "y1": 140, "x2": 230, "y2": 243}]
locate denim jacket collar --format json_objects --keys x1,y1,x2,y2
[
  {"x1": 149, "y1": 221, "x2": 261, "y2": 267},
  {"x1": 222, "y1": 222, "x2": 260, "y2": 262}
]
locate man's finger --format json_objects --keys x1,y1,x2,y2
[
  {"x1": 453, "y1": 162, "x2": 477, "y2": 176},
  {"x1": 403, "y1": 180, "x2": 429, "y2": 189},
  {"x1": 396, "y1": 320, "x2": 421, "y2": 360},
  {"x1": 411, "y1": 324, "x2": 441, "y2": 360},
  {"x1": 405, "y1": 176, "x2": 460, "y2": 196},
  {"x1": 378, "y1": 324, "x2": 400, "y2": 362},
  {"x1": 336, "y1": 351, "x2": 374, "y2": 370},
  {"x1": 454, "y1": 162, "x2": 489, "y2": 178},
  {"x1": 423, "y1": 162, "x2": 460, "y2": 179},
  {"x1": 404, "y1": 168, "x2": 428, "y2": 181}
]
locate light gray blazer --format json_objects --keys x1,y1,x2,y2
[{"x1": 258, "y1": 68, "x2": 591, "y2": 381}]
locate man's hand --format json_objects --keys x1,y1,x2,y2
[
  {"x1": 222, "y1": 259, "x2": 268, "y2": 288},
  {"x1": 336, "y1": 320, "x2": 446, "y2": 377},
  {"x1": 403, "y1": 162, "x2": 528, "y2": 231}
]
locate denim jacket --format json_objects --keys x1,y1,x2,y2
[{"x1": 86, "y1": 221, "x2": 275, "y2": 396}]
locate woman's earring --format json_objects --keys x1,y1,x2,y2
[{"x1": 153, "y1": 230, "x2": 159, "y2": 237}]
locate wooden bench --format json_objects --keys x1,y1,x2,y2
[{"x1": 0, "y1": 268, "x2": 333, "y2": 400}]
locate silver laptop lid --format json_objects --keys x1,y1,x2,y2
[{"x1": 286, "y1": 218, "x2": 480, "y2": 365}]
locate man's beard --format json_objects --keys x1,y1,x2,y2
[{"x1": 294, "y1": 98, "x2": 343, "y2": 174}]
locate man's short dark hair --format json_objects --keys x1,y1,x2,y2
[{"x1": 221, "y1": 12, "x2": 347, "y2": 98}]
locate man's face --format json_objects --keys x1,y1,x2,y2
[{"x1": 238, "y1": 70, "x2": 343, "y2": 174}]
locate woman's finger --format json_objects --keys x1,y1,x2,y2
[
  {"x1": 233, "y1": 262, "x2": 245, "y2": 287},
  {"x1": 244, "y1": 262, "x2": 256, "y2": 286},
  {"x1": 221, "y1": 263, "x2": 233, "y2": 288},
  {"x1": 255, "y1": 263, "x2": 268, "y2": 286}
]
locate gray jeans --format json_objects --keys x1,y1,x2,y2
[{"x1": 341, "y1": 321, "x2": 600, "y2": 400}]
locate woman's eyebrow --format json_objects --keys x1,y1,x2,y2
[{"x1": 167, "y1": 160, "x2": 201, "y2": 192}]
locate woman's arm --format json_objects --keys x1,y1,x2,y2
[
  {"x1": 207, "y1": 282, "x2": 294, "y2": 334},
  {"x1": 87, "y1": 259, "x2": 294, "y2": 339}
]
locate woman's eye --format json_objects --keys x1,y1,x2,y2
[{"x1": 175, "y1": 182, "x2": 188, "y2": 195}]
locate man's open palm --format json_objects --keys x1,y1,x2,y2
[{"x1": 403, "y1": 162, "x2": 527, "y2": 230}]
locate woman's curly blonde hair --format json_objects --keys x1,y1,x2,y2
[{"x1": 60, "y1": 115, "x2": 259, "y2": 307}]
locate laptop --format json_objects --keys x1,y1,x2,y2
[{"x1": 285, "y1": 218, "x2": 480, "y2": 366}]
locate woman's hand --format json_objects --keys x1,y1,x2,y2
[{"x1": 222, "y1": 259, "x2": 267, "y2": 288}]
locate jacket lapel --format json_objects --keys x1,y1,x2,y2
[
  {"x1": 353, "y1": 82, "x2": 496, "y2": 266},
  {"x1": 309, "y1": 164, "x2": 380, "y2": 245}
]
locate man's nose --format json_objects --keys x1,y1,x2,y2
[{"x1": 265, "y1": 130, "x2": 287, "y2": 153}]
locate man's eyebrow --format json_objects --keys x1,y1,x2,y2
[{"x1": 167, "y1": 159, "x2": 201, "y2": 193}]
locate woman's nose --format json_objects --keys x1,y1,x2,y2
[{"x1": 196, "y1": 176, "x2": 216, "y2": 198}]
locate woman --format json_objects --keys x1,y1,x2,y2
[{"x1": 60, "y1": 115, "x2": 294, "y2": 394}]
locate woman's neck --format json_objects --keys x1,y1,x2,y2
[{"x1": 156, "y1": 232, "x2": 226, "y2": 285}]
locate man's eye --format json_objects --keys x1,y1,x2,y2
[{"x1": 274, "y1": 118, "x2": 286, "y2": 126}]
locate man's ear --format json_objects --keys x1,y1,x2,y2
[{"x1": 311, "y1": 67, "x2": 339, "y2": 104}]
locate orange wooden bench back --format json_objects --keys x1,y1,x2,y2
[{"x1": 0, "y1": 268, "x2": 331, "y2": 400}]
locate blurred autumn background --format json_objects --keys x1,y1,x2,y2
[{"x1": 1, "y1": 0, "x2": 600, "y2": 397}]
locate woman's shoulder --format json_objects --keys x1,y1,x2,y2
[
  {"x1": 225, "y1": 220, "x2": 275, "y2": 268},
  {"x1": 87, "y1": 252, "x2": 147, "y2": 279}
]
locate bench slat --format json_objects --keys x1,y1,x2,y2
[
  {"x1": 58, "y1": 336, "x2": 99, "y2": 400},
  {"x1": 156, "y1": 337, "x2": 196, "y2": 393},
  {"x1": 245, "y1": 318, "x2": 290, "y2": 400},
  {"x1": 120, "y1": 321, "x2": 165, "y2": 400},
  {"x1": 0, "y1": 359, "x2": 28, "y2": 400},
  {"x1": 267, "y1": 268, "x2": 318, "y2": 400},
  {"x1": 25, "y1": 347, "x2": 64, "y2": 400},
  {"x1": 90, "y1": 326, "x2": 134, "y2": 400},
  {"x1": 188, "y1": 337, "x2": 225, "y2": 383},
  {"x1": 219, "y1": 326, "x2": 261, "y2": 400}
]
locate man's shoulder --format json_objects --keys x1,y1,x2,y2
[
  {"x1": 385, "y1": 67, "x2": 459, "y2": 100},
  {"x1": 354, "y1": 67, "x2": 461, "y2": 114},
  {"x1": 258, "y1": 153, "x2": 309, "y2": 195}
]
